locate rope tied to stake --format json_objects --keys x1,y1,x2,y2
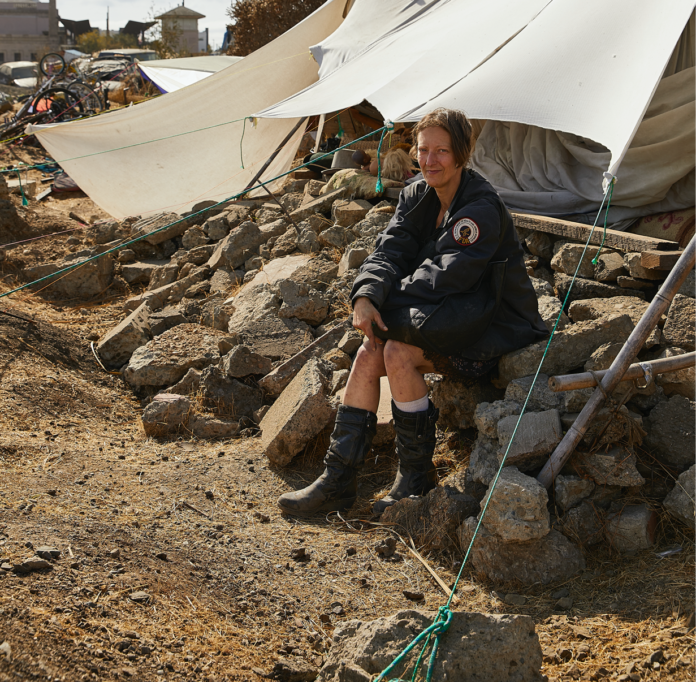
[{"x1": 375, "y1": 121, "x2": 395, "y2": 194}]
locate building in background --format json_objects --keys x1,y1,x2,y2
[
  {"x1": 0, "y1": 0, "x2": 60, "y2": 63},
  {"x1": 155, "y1": 4, "x2": 205, "y2": 55}
]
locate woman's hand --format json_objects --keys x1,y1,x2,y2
[{"x1": 353, "y1": 297, "x2": 388, "y2": 351}]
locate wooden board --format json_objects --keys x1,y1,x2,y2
[
  {"x1": 512, "y1": 213, "x2": 680, "y2": 253},
  {"x1": 640, "y1": 250, "x2": 683, "y2": 270}
]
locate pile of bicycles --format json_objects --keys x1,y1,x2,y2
[{"x1": 0, "y1": 52, "x2": 116, "y2": 141}]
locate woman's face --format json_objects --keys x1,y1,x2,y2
[{"x1": 416, "y1": 126, "x2": 460, "y2": 191}]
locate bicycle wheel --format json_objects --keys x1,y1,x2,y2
[
  {"x1": 30, "y1": 87, "x2": 84, "y2": 123},
  {"x1": 67, "y1": 82, "x2": 104, "y2": 115},
  {"x1": 39, "y1": 53, "x2": 66, "y2": 78}
]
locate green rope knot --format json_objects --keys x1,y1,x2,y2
[{"x1": 591, "y1": 175, "x2": 616, "y2": 265}]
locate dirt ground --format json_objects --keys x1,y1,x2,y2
[{"x1": 0, "y1": 142, "x2": 694, "y2": 682}]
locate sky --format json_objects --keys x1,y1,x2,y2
[{"x1": 56, "y1": 0, "x2": 232, "y2": 51}]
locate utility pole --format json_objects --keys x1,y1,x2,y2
[
  {"x1": 48, "y1": 0, "x2": 60, "y2": 51},
  {"x1": 107, "y1": 6, "x2": 110, "y2": 38}
]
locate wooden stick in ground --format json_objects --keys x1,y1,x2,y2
[
  {"x1": 260, "y1": 183, "x2": 301, "y2": 231},
  {"x1": 393, "y1": 532, "x2": 455, "y2": 602},
  {"x1": 182, "y1": 500, "x2": 210, "y2": 519},
  {"x1": 537, "y1": 235, "x2": 695, "y2": 489},
  {"x1": 548, "y1": 352, "x2": 696, "y2": 392},
  {"x1": 242, "y1": 116, "x2": 308, "y2": 193}
]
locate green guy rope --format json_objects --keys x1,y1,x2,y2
[
  {"x1": 16, "y1": 169, "x2": 28, "y2": 207},
  {"x1": 375, "y1": 122, "x2": 394, "y2": 194},
  {"x1": 375, "y1": 180, "x2": 615, "y2": 682},
  {"x1": 592, "y1": 176, "x2": 616, "y2": 265}
]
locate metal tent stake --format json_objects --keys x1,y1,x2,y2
[{"x1": 537, "y1": 235, "x2": 695, "y2": 489}]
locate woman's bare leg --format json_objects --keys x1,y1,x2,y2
[
  {"x1": 382, "y1": 340, "x2": 436, "y2": 402},
  {"x1": 342, "y1": 338, "x2": 386, "y2": 413}
]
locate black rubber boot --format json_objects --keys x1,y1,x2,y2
[
  {"x1": 278, "y1": 404, "x2": 377, "y2": 517},
  {"x1": 373, "y1": 400, "x2": 439, "y2": 515}
]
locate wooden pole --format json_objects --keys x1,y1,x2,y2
[
  {"x1": 537, "y1": 236, "x2": 695, "y2": 489},
  {"x1": 548, "y1": 352, "x2": 695, "y2": 392},
  {"x1": 242, "y1": 117, "x2": 308, "y2": 193},
  {"x1": 312, "y1": 113, "x2": 326, "y2": 154}
]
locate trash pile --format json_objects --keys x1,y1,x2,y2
[{"x1": 16, "y1": 169, "x2": 696, "y2": 589}]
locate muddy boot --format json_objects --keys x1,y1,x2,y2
[
  {"x1": 373, "y1": 400, "x2": 439, "y2": 515},
  {"x1": 277, "y1": 404, "x2": 377, "y2": 517}
]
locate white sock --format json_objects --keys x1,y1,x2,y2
[{"x1": 393, "y1": 394, "x2": 429, "y2": 413}]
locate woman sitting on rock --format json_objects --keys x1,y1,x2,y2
[{"x1": 278, "y1": 108, "x2": 547, "y2": 518}]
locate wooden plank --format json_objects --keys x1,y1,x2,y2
[
  {"x1": 640, "y1": 250, "x2": 683, "y2": 270},
  {"x1": 384, "y1": 187, "x2": 403, "y2": 200},
  {"x1": 512, "y1": 213, "x2": 680, "y2": 253}
]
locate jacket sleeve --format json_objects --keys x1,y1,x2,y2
[
  {"x1": 395, "y1": 197, "x2": 503, "y2": 301},
  {"x1": 349, "y1": 191, "x2": 424, "y2": 308}
]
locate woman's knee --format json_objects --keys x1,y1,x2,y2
[
  {"x1": 351, "y1": 340, "x2": 386, "y2": 378},
  {"x1": 383, "y1": 340, "x2": 418, "y2": 371}
]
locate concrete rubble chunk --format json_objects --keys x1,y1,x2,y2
[
  {"x1": 323, "y1": 348, "x2": 351, "y2": 371},
  {"x1": 645, "y1": 395, "x2": 695, "y2": 469},
  {"x1": 429, "y1": 375, "x2": 504, "y2": 431},
  {"x1": 289, "y1": 255, "x2": 339, "y2": 292},
  {"x1": 276, "y1": 279, "x2": 329, "y2": 325},
  {"x1": 188, "y1": 414, "x2": 239, "y2": 439},
  {"x1": 584, "y1": 342, "x2": 623, "y2": 372},
  {"x1": 181, "y1": 226, "x2": 209, "y2": 250},
  {"x1": 571, "y1": 447, "x2": 646, "y2": 487},
  {"x1": 149, "y1": 308, "x2": 187, "y2": 336},
  {"x1": 537, "y1": 295, "x2": 569, "y2": 332},
  {"x1": 551, "y1": 244, "x2": 602, "y2": 279},
  {"x1": 258, "y1": 323, "x2": 348, "y2": 396},
  {"x1": 124, "y1": 324, "x2": 227, "y2": 387},
  {"x1": 623, "y1": 252, "x2": 664, "y2": 281},
  {"x1": 303, "y1": 179, "x2": 326, "y2": 196},
  {"x1": 530, "y1": 276, "x2": 554, "y2": 298},
  {"x1": 88, "y1": 219, "x2": 120, "y2": 244},
  {"x1": 12, "y1": 556, "x2": 53, "y2": 574},
  {"x1": 141, "y1": 394, "x2": 191, "y2": 437},
  {"x1": 318, "y1": 225, "x2": 349, "y2": 249},
  {"x1": 474, "y1": 400, "x2": 522, "y2": 438},
  {"x1": 468, "y1": 434, "x2": 502, "y2": 486},
  {"x1": 202, "y1": 213, "x2": 230, "y2": 241},
  {"x1": 525, "y1": 232, "x2": 554, "y2": 260},
  {"x1": 222, "y1": 345, "x2": 272, "y2": 377},
  {"x1": 497, "y1": 410, "x2": 563, "y2": 470},
  {"x1": 554, "y1": 272, "x2": 644, "y2": 304},
  {"x1": 338, "y1": 247, "x2": 369, "y2": 276},
  {"x1": 316, "y1": 609, "x2": 543, "y2": 682},
  {"x1": 332, "y1": 199, "x2": 372, "y2": 227},
  {"x1": 260, "y1": 358, "x2": 336, "y2": 466},
  {"x1": 331, "y1": 369, "x2": 349, "y2": 395},
  {"x1": 290, "y1": 186, "x2": 348, "y2": 221},
  {"x1": 677, "y1": 268, "x2": 694, "y2": 298},
  {"x1": 338, "y1": 329, "x2": 363, "y2": 356},
  {"x1": 270, "y1": 226, "x2": 298, "y2": 258},
  {"x1": 147, "y1": 262, "x2": 178, "y2": 291},
  {"x1": 297, "y1": 227, "x2": 321, "y2": 254},
  {"x1": 459, "y1": 518, "x2": 585, "y2": 585},
  {"x1": 258, "y1": 218, "x2": 289, "y2": 243},
  {"x1": 120, "y1": 260, "x2": 164, "y2": 285},
  {"x1": 496, "y1": 313, "x2": 634, "y2": 387},
  {"x1": 504, "y1": 374, "x2": 562, "y2": 412},
  {"x1": 481, "y1": 467, "x2": 550, "y2": 542},
  {"x1": 656, "y1": 347, "x2": 695, "y2": 400},
  {"x1": 25, "y1": 253, "x2": 114, "y2": 299},
  {"x1": 554, "y1": 475, "x2": 595, "y2": 511},
  {"x1": 605, "y1": 504, "x2": 657, "y2": 552},
  {"x1": 207, "y1": 220, "x2": 263, "y2": 271},
  {"x1": 124, "y1": 269, "x2": 207, "y2": 312},
  {"x1": 594, "y1": 252, "x2": 626, "y2": 282},
  {"x1": 165, "y1": 368, "x2": 200, "y2": 396},
  {"x1": 199, "y1": 365, "x2": 262, "y2": 418},
  {"x1": 131, "y1": 212, "x2": 185, "y2": 245},
  {"x1": 97, "y1": 302, "x2": 152, "y2": 369},
  {"x1": 557, "y1": 500, "x2": 604, "y2": 546},
  {"x1": 209, "y1": 267, "x2": 243, "y2": 295},
  {"x1": 382, "y1": 486, "x2": 479, "y2": 552},
  {"x1": 663, "y1": 464, "x2": 695, "y2": 529},
  {"x1": 255, "y1": 207, "x2": 282, "y2": 226},
  {"x1": 663, "y1": 293, "x2": 695, "y2": 351}
]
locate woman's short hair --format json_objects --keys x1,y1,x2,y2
[{"x1": 410, "y1": 108, "x2": 473, "y2": 168}]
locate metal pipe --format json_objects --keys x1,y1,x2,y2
[{"x1": 537, "y1": 236, "x2": 695, "y2": 489}]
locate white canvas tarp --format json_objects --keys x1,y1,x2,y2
[
  {"x1": 138, "y1": 56, "x2": 243, "y2": 94},
  {"x1": 30, "y1": 0, "x2": 348, "y2": 219}
]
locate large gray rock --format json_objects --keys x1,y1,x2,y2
[
  {"x1": 504, "y1": 374, "x2": 562, "y2": 412},
  {"x1": 124, "y1": 269, "x2": 207, "y2": 312},
  {"x1": 260, "y1": 358, "x2": 336, "y2": 466},
  {"x1": 645, "y1": 395, "x2": 695, "y2": 469},
  {"x1": 429, "y1": 375, "x2": 504, "y2": 431},
  {"x1": 468, "y1": 434, "x2": 502, "y2": 485},
  {"x1": 131, "y1": 212, "x2": 185, "y2": 245},
  {"x1": 381, "y1": 485, "x2": 479, "y2": 552},
  {"x1": 594, "y1": 252, "x2": 626, "y2": 282},
  {"x1": 663, "y1": 464, "x2": 695, "y2": 529},
  {"x1": 536, "y1": 295, "x2": 569, "y2": 332},
  {"x1": 605, "y1": 504, "x2": 657, "y2": 553},
  {"x1": 496, "y1": 313, "x2": 634, "y2": 386},
  {"x1": 141, "y1": 394, "x2": 191, "y2": 437},
  {"x1": 481, "y1": 467, "x2": 550, "y2": 542},
  {"x1": 199, "y1": 365, "x2": 262, "y2": 418},
  {"x1": 557, "y1": 500, "x2": 603, "y2": 546},
  {"x1": 570, "y1": 448, "x2": 645, "y2": 487},
  {"x1": 551, "y1": 244, "x2": 602, "y2": 279},
  {"x1": 124, "y1": 324, "x2": 228, "y2": 387},
  {"x1": 276, "y1": 279, "x2": 329, "y2": 325},
  {"x1": 497, "y1": 410, "x2": 563, "y2": 470},
  {"x1": 222, "y1": 345, "x2": 272, "y2": 377},
  {"x1": 663, "y1": 294, "x2": 695, "y2": 351},
  {"x1": 97, "y1": 302, "x2": 151, "y2": 369},
  {"x1": 474, "y1": 400, "x2": 521, "y2": 438},
  {"x1": 656, "y1": 347, "x2": 695, "y2": 400},
  {"x1": 459, "y1": 518, "x2": 585, "y2": 585},
  {"x1": 208, "y1": 220, "x2": 263, "y2": 270},
  {"x1": 623, "y1": 252, "x2": 664, "y2": 281},
  {"x1": 318, "y1": 610, "x2": 542, "y2": 682},
  {"x1": 290, "y1": 187, "x2": 348, "y2": 221},
  {"x1": 332, "y1": 199, "x2": 372, "y2": 227},
  {"x1": 338, "y1": 247, "x2": 369, "y2": 276},
  {"x1": 147, "y1": 262, "x2": 178, "y2": 291},
  {"x1": 120, "y1": 260, "x2": 163, "y2": 285},
  {"x1": 25, "y1": 253, "x2": 114, "y2": 299},
  {"x1": 554, "y1": 273, "x2": 644, "y2": 304},
  {"x1": 554, "y1": 475, "x2": 594, "y2": 511}
]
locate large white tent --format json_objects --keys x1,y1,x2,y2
[
  {"x1": 32, "y1": 0, "x2": 694, "y2": 222},
  {"x1": 138, "y1": 56, "x2": 243, "y2": 94}
]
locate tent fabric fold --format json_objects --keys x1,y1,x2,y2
[
  {"x1": 30, "y1": 0, "x2": 348, "y2": 220},
  {"x1": 138, "y1": 56, "x2": 243, "y2": 94}
]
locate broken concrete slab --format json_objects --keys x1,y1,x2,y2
[
  {"x1": 554, "y1": 273, "x2": 644, "y2": 304},
  {"x1": 120, "y1": 260, "x2": 167, "y2": 285},
  {"x1": 605, "y1": 504, "x2": 657, "y2": 553},
  {"x1": 429, "y1": 375, "x2": 504, "y2": 431},
  {"x1": 245, "y1": 254, "x2": 311, "y2": 289},
  {"x1": 537, "y1": 295, "x2": 569, "y2": 332},
  {"x1": 147, "y1": 262, "x2": 178, "y2": 291},
  {"x1": 148, "y1": 308, "x2": 187, "y2": 336},
  {"x1": 316, "y1": 609, "x2": 543, "y2": 682},
  {"x1": 290, "y1": 187, "x2": 348, "y2": 222},
  {"x1": 318, "y1": 225, "x2": 350, "y2": 249},
  {"x1": 663, "y1": 464, "x2": 695, "y2": 529},
  {"x1": 260, "y1": 358, "x2": 336, "y2": 467},
  {"x1": 332, "y1": 199, "x2": 372, "y2": 227},
  {"x1": 209, "y1": 267, "x2": 243, "y2": 295},
  {"x1": 270, "y1": 226, "x2": 298, "y2": 258},
  {"x1": 199, "y1": 365, "x2": 262, "y2": 418},
  {"x1": 338, "y1": 247, "x2": 369, "y2": 276},
  {"x1": 222, "y1": 345, "x2": 272, "y2": 377},
  {"x1": 504, "y1": 374, "x2": 562, "y2": 413},
  {"x1": 141, "y1": 394, "x2": 191, "y2": 437},
  {"x1": 570, "y1": 447, "x2": 646, "y2": 487},
  {"x1": 165, "y1": 367, "x2": 200, "y2": 396},
  {"x1": 474, "y1": 400, "x2": 522, "y2": 439},
  {"x1": 181, "y1": 226, "x2": 209, "y2": 250},
  {"x1": 663, "y1": 293, "x2": 695, "y2": 351},
  {"x1": 207, "y1": 220, "x2": 263, "y2": 271},
  {"x1": 258, "y1": 323, "x2": 348, "y2": 396},
  {"x1": 594, "y1": 251, "x2": 626, "y2": 282},
  {"x1": 554, "y1": 475, "x2": 595, "y2": 511},
  {"x1": 25, "y1": 253, "x2": 114, "y2": 299},
  {"x1": 97, "y1": 302, "x2": 151, "y2": 369},
  {"x1": 459, "y1": 518, "x2": 585, "y2": 585},
  {"x1": 131, "y1": 212, "x2": 186, "y2": 245},
  {"x1": 124, "y1": 324, "x2": 228, "y2": 387},
  {"x1": 276, "y1": 279, "x2": 329, "y2": 325},
  {"x1": 481, "y1": 467, "x2": 550, "y2": 542},
  {"x1": 551, "y1": 243, "x2": 602, "y2": 279},
  {"x1": 496, "y1": 313, "x2": 634, "y2": 387},
  {"x1": 557, "y1": 500, "x2": 603, "y2": 547},
  {"x1": 468, "y1": 434, "x2": 503, "y2": 486},
  {"x1": 644, "y1": 395, "x2": 695, "y2": 469},
  {"x1": 623, "y1": 252, "x2": 664, "y2": 281},
  {"x1": 497, "y1": 410, "x2": 563, "y2": 470}
]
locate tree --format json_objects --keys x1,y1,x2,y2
[
  {"x1": 226, "y1": 0, "x2": 324, "y2": 56},
  {"x1": 77, "y1": 31, "x2": 137, "y2": 56}
]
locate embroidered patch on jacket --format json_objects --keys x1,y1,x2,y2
[{"x1": 452, "y1": 217, "x2": 480, "y2": 246}]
